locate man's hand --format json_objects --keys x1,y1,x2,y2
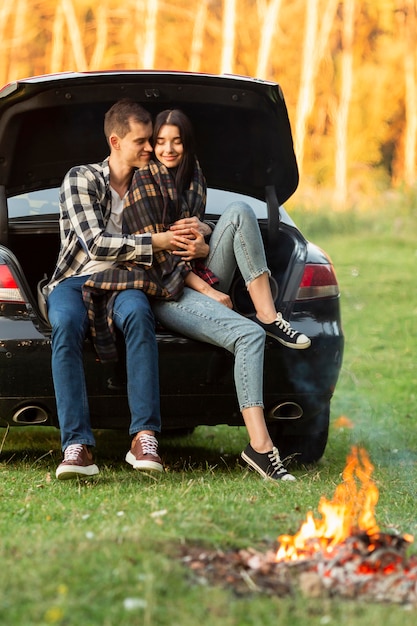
[
  {"x1": 151, "y1": 231, "x2": 176, "y2": 252},
  {"x1": 171, "y1": 228, "x2": 209, "y2": 260}
]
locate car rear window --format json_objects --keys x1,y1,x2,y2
[
  {"x1": 8, "y1": 188, "x2": 267, "y2": 219},
  {"x1": 8, "y1": 188, "x2": 60, "y2": 218},
  {"x1": 206, "y1": 189, "x2": 266, "y2": 219}
]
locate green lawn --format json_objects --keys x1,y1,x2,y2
[{"x1": 1, "y1": 209, "x2": 417, "y2": 625}]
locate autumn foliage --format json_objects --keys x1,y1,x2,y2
[{"x1": 0, "y1": 0, "x2": 416, "y2": 206}]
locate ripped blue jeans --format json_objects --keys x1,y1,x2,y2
[{"x1": 152, "y1": 202, "x2": 269, "y2": 411}]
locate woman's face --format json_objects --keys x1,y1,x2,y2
[{"x1": 154, "y1": 124, "x2": 184, "y2": 168}]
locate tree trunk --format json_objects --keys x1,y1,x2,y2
[
  {"x1": 143, "y1": 0, "x2": 159, "y2": 69},
  {"x1": 294, "y1": 0, "x2": 339, "y2": 178},
  {"x1": 50, "y1": 3, "x2": 65, "y2": 74},
  {"x1": 402, "y1": 0, "x2": 417, "y2": 186},
  {"x1": 89, "y1": 4, "x2": 109, "y2": 70},
  {"x1": 189, "y1": 0, "x2": 209, "y2": 72},
  {"x1": 221, "y1": 0, "x2": 236, "y2": 74},
  {"x1": 294, "y1": 0, "x2": 319, "y2": 177},
  {"x1": 256, "y1": 0, "x2": 282, "y2": 79},
  {"x1": 334, "y1": 0, "x2": 355, "y2": 209},
  {"x1": 7, "y1": 0, "x2": 27, "y2": 82},
  {"x1": 61, "y1": 0, "x2": 88, "y2": 71},
  {"x1": 0, "y1": 0, "x2": 15, "y2": 85}
]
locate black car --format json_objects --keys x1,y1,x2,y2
[{"x1": 0, "y1": 71, "x2": 343, "y2": 465}]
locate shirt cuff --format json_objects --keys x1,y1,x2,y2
[{"x1": 134, "y1": 233, "x2": 153, "y2": 266}]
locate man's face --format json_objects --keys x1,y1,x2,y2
[{"x1": 115, "y1": 120, "x2": 153, "y2": 168}]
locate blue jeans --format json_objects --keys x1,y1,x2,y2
[
  {"x1": 207, "y1": 201, "x2": 270, "y2": 290},
  {"x1": 48, "y1": 275, "x2": 161, "y2": 451},
  {"x1": 152, "y1": 202, "x2": 268, "y2": 411}
]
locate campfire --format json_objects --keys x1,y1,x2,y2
[
  {"x1": 182, "y1": 446, "x2": 417, "y2": 604},
  {"x1": 276, "y1": 445, "x2": 408, "y2": 561}
]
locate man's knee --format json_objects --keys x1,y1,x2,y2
[
  {"x1": 49, "y1": 306, "x2": 85, "y2": 334},
  {"x1": 51, "y1": 319, "x2": 87, "y2": 350},
  {"x1": 114, "y1": 290, "x2": 154, "y2": 326}
]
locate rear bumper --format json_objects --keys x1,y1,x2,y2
[{"x1": 0, "y1": 321, "x2": 343, "y2": 432}]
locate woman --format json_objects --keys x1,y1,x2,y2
[{"x1": 148, "y1": 109, "x2": 311, "y2": 482}]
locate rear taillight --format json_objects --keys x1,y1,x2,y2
[
  {"x1": 296, "y1": 264, "x2": 339, "y2": 300},
  {"x1": 0, "y1": 265, "x2": 25, "y2": 303}
]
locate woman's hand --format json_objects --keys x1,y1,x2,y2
[
  {"x1": 170, "y1": 217, "x2": 212, "y2": 237},
  {"x1": 203, "y1": 287, "x2": 233, "y2": 309},
  {"x1": 184, "y1": 269, "x2": 233, "y2": 309},
  {"x1": 171, "y1": 228, "x2": 209, "y2": 259}
]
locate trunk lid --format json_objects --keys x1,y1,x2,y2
[{"x1": 0, "y1": 71, "x2": 298, "y2": 205}]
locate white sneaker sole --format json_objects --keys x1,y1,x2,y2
[
  {"x1": 241, "y1": 451, "x2": 296, "y2": 481},
  {"x1": 125, "y1": 451, "x2": 164, "y2": 472},
  {"x1": 265, "y1": 331, "x2": 311, "y2": 350},
  {"x1": 56, "y1": 464, "x2": 99, "y2": 480}
]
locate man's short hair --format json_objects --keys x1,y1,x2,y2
[{"x1": 104, "y1": 99, "x2": 151, "y2": 143}]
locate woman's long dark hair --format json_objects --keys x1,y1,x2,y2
[{"x1": 153, "y1": 109, "x2": 196, "y2": 197}]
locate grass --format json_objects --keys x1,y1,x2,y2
[{"x1": 1, "y1": 205, "x2": 417, "y2": 625}]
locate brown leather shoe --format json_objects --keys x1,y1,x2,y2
[
  {"x1": 125, "y1": 434, "x2": 164, "y2": 472},
  {"x1": 56, "y1": 444, "x2": 99, "y2": 480}
]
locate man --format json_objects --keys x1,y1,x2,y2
[{"x1": 46, "y1": 99, "x2": 175, "y2": 480}]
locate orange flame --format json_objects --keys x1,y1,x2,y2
[{"x1": 276, "y1": 446, "x2": 381, "y2": 561}]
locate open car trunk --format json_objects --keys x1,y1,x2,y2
[{"x1": 0, "y1": 71, "x2": 298, "y2": 244}]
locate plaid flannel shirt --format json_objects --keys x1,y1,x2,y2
[
  {"x1": 82, "y1": 159, "x2": 217, "y2": 362},
  {"x1": 45, "y1": 158, "x2": 153, "y2": 296}
]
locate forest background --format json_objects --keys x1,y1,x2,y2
[{"x1": 0, "y1": 0, "x2": 416, "y2": 211}]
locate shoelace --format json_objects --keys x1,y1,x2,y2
[
  {"x1": 268, "y1": 447, "x2": 288, "y2": 477},
  {"x1": 64, "y1": 444, "x2": 84, "y2": 461},
  {"x1": 139, "y1": 434, "x2": 159, "y2": 457},
  {"x1": 274, "y1": 313, "x2": 297, "y2": 338}
]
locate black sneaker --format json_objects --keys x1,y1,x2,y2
[
  {"x1": 241, "y1": 444, "x2": 296, "y2": 481},
  {"x1": 56, "y1": 444, "x2": 99, "y2": 480},
  {"x1": 256, "y1": 313, "x2": 311, "y2": 349}
]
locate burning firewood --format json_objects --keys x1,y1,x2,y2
[{"x1": 181, "y1": 447, "x2": 417, "y2": 605}]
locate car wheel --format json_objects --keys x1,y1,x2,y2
[{"x1": 268, "y1": 406, "x2": 330, "y2": 466}]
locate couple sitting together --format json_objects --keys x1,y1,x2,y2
[{"x1": 45, "y1": 99, "x2": 311, "y2": 484}]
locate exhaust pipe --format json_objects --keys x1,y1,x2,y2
[
  {"x1": 267, "y1": 402, "x2": 303, "y2": 420},
  {"x1": 13, "y1": 405, "x2": 49, "y2": 425}
]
